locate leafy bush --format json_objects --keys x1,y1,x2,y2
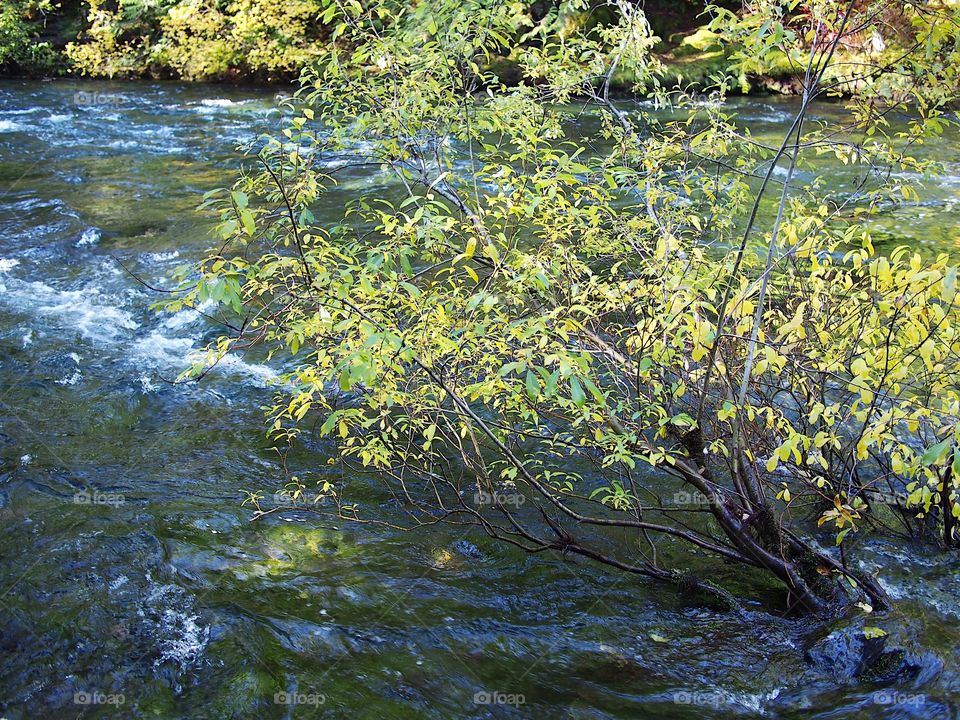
[
  {"x1": 66, "y1": 0, "x2": 327, "y2": 80},
  {"x1": 0, "y1": 0, "x2": 61, "y2": 73},
  {"x1": 66, "y1": 0, "x2": 155, "y2": 77},
  {"x1": 166, "y1": 0, "x2": 960, "y2": 614}
]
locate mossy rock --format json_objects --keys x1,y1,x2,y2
[{"x1": 209, "y1": 668, "x2": 276, "y2": 717}]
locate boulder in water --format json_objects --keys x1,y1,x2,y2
[{"x1": 804, "y1": 620, "x2": 940, "y2": 686}]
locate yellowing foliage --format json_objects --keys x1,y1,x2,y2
[
  {"x1": 164, "y1": 0, "x2": 960, "y2": 612},
  {"x1": 67, "y1": 0, "x2": 326, "y2": 80}
]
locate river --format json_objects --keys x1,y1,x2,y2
[{"x1": 0, "y1": 80, "x2": 958, "y2": 719}]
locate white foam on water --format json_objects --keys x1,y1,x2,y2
[
  {"x1": 108, "y1": 139, "x2": 139, "y2": 150},
  {"x1": 19, "y1": 454, "x2": 31, "y2": 466},
  {"x1": 56, "y1": 369, "x2": 82, "y2": 386},
  {"x1": 48, "y1": 114, "x2": 72, "y2": 123},
  {"x1": 76, "y1": 228, "x2": 101, "y2": 248},
  {"x1": 131, "y1": 329, "x2": 278, "y2": 386},
  {"x1": 161, "y1": 299, "x2": 216, "y2": 330},
  {"x1": 130, "y1": 333, "x2": 282, "y2": 398},
  {"x1": 9, "y1": 196, "x2": 57, "y2": 212},
  {"x1": 876, "y1": 575, "x2": 907, "y2": 600},
  {"x1": 156, "y1": 607, "x2": 208, "y2": 669},
  {"x1": 281, "y1": 141, "x2": 316, "y2": 156},
  {"x1": 193, "y1": 99, "x2": 256, "y2": 116},
  {"x1": 15, "y1": 280, "x2": 141, "y2": 341},
  {"x1": 140, "y1": 126, "x2": 175, "y2": 138},
  {"x1": 131, "y1": 330, "x2": 195, "y2": 368},
  {"x1": 144, "y1": 250, "x2": 180, "y2": 263},
  {"x1": 216, "y1": 353, "x2": 278, "y2": 385},
  {"x1": 199, "y1": 98, "x2": 246, "y2": 108},
  {"x1": 140, "y1": 580, "x2": 209, "y2": 671},
  {"x1": 106, "y1": 138, "x2": 187, "y2": 154},
  {"x1": 57, "y1": 353, "x2": 83, "y2": 384},
  {"x1": 21, "y1": 329, "x2": 33, "y2": 347},
  {"x1": 139, "y1": 374, "x2": 159, "y2": 393},
  {"x1": 108, "y1": 575, "x2": 129, "y2": 592},
  {"x1": 0, "y1": 107, "x2": 42, "y2": 116},
  {"x1": 0, "y1": 258, "x2": 19, "y2": 272},
  {"x1": 0, "y1": 120, "x2": 23, "y2": 132}
]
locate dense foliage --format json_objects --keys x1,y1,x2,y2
[
  {"x1": 164, "y1": 0, "x2": 960, "y2": 615},
  {"x1": 64, "y1": 0, "x2": 329, "y2": 80},
  {"x1": 0, "y1": 0, "x2": 61, "y2": 72},
  {"x1": 0, "y1": 0, "x2": 891, "y2": 86}
]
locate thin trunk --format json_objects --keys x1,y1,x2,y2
[{"x1": 942, "y1": 456, "x2": 955, "y2": 548}]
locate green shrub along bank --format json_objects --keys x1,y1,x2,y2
[
  {"x1": 0, "y1": 0, "x2": 927, "y2": 94},
  {"x1": 1, "y1": 0, "x2": 331, "y2": 81}
]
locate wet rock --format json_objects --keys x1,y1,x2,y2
[
  {"x1": 804, "y1": 622, "x2": 941, "y2": 686},
  {"x1": 860, "y1": 648, "x2": 922, "y2": 685},
  {"x1": 804, "y1": 627, "x2": 884, "y2": 682}
]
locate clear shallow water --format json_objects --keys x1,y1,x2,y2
[{"x1": 0, "y1": 81, "x2": 958, "y2": 719}]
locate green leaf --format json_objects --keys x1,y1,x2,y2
[
  {"x1": 582, "y1": 376, "x2": 605, "y2": 405},
  {"x1": 543, "y1": 370, "x2": 560, "y2": 397},
  {"x1": 239, "y1": 208, "x2": 256, "y2": 236},
  {"x1": 570, "y1": 377, "x2": 585, "y2": 407},
  {"x1": 922, "y1": 438, "x2": 952, "y2": 466},
  {"x1": 670, "y1": 413, "x2": 696, "y2": 428},
  {"x1": 525, "y1": 370, "x2": 540, "y2": 402}
]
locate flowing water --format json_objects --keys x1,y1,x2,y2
[{"x1": 0, "y1": 80, "x2": 958, "y2": 719}]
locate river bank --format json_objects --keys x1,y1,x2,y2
[{"x1": 0, "y1": 1, "x2": 908, "y2": 96}]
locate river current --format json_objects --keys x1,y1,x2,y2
[{"x1": 0, "y1": 80, "x2": 958, "y2": 719}]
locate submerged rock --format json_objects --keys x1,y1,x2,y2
[
  {"x1": 804, "y1": 621, "x2": 941, "y2": 687},
  {"x1": 805, "y1": 627, "x2": 885, "y2": 682}
]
